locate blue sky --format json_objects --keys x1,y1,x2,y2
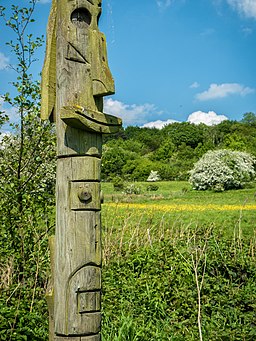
[{"x1": 0, "y1": 0, "x2": 256, "y2": 129}]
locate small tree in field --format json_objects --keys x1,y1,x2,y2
[
  {"x1": 147, "y1": 170, "x2": 161, "y2": 182},
  {"x1": 189, "y1": 149, "x2": 256, "y2": 191}
]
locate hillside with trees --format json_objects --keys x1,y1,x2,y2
[{"x1": 102, "y1": 114, "x2": 256, "y2": 182}]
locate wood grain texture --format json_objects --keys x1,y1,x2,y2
[
  {"x1": 41, "y1": 0, "x2": 56, "y2": 121},
  {"x1": 55, "y1": 336, "x2": 100, "y2": 341},
  {"x1": 46, "y1": 236, "x2": 55, "y2": 341},
  {"x1": 55, "y1": 157, "x2": 102, "y2": 335},
  {"x1": 61, "y1": 106, "x2": 122, "y2": 134},
  {"x1": 42, "y1": 0, "x2": 121, "y2": 339}
]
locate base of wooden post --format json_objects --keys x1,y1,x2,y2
[
  {"x1": 46, "y1": 293, "x2": 54, "y2": 341},
  {"x1": 54, "y1": 335, "x2": 100, "y2": 341},
  {"x1": 46, "y1": 235, "x2": 55, "y2": 341}
]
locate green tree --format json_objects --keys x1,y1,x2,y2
[
  {"x1": 222, "y1": 133, "x2": 247, "y2": 151},
  {"x1": 0, "y1": 2, "x2": 55, "y2": 339},
  {"x1": 151, "y1": 137, "x2": 175, "y2": 161},
  {"x1": 122, "y1": 158, "x2": 160, "y2": 181},
  {"x1": 241, "y1": 112, "x2": 256, "y2": 126},
  {"x1": 162, "y1": 122, "x2": 207, "y2": 149},
  {"x1": 102, "y1": 143, "x2": 137, "y2": 180},
  {"x1": 210, "y1": 120, "x2": 237, "y2": 147},
  {"x1": 124, "y1": 126, "x2": 163, "y2": 153}
]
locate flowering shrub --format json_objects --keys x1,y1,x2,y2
[
  {"x1": 123, "y1": 183, "x2": 141, "y2": 195},
  {"x1": 147, "y1": 170, "x2": 161, "y2": 182},
  {"x1": 189, "y1": 149, "x2": 256, "y2": 191}
]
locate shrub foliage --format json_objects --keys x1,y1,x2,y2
[
  {"x1": 189, "y1": 149, "x2": 256, "y2": 191},
  {"x1": 102, "y1": 217, "x2": 256, "y2": 341},
  {"x1": 0, "y1": 2, "x2": 55, "y2": 339}
]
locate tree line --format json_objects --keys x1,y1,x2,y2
[{"x1": 101, "y1": 113, "x2": 256, "y2": 182}]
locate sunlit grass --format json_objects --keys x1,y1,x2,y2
[
  {"x1": 101, "y1": 181, "x2": 256, "y2": 339},
  {"x1": 105, "y1": 202, "x2": 256, "y2": 212},
  {"x1": 101, "y1": 181, "x2": 256, "y2": 250},
  {"x1": 102, "y1": 181, "x2": 256, "y2": 206}
]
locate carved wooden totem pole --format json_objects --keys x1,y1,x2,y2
[{"x1": 41, "y1": 1, "x2": 121, "y2": 340}]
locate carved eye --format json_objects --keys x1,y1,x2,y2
[{"x1": 71, "y1": 8, "x2": 91, "y2": 28}]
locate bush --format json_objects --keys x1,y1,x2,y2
[
  {"x1": 123, "y1": 184, "x2": 141, "y2": 195},
  {"x1": 122, "y1": 159, "x2": 159, "y2": 182},
  {"x1": 146, "y1": 184, "x2": 159, "y2": 191},
  {"x1": 102, "y1": 228, "x2": 256, "y2": 340},
  {"x1": 147, "y1": 170, "x2": 160, "y2": 182},
  {"x1": 112, "y1": 176, "x2": 124, "y2": 191},
  {"x1": 189, "y1": 149, "x2": 256, "y2": 191},
  {"x1": 0, "y1": 3, "x2": 54, "y2": 339}
]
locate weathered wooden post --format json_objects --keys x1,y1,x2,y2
[{"x1": 41, "y1": 1, "x2": 121, "y2": 340}]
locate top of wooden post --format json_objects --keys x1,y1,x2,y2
[{"x1": 41, "y1": 0, "x2": 122, "y2": 134}]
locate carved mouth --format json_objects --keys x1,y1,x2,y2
[{"x1": 61, "y1": 105, "x2": 122, "y2": 134}]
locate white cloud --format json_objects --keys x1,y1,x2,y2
[
  {"x1": 142, "y1": 119, "x2": 178, "y2": 129},
  {"x1": 195, "y1": 83, "x2": 254, "y2": 101},
  {"x1": 140, "y1": 111, "x2": 228, "y2": 128},
  {"x1": 190, "y1": 81, "x2": 200, "y2": 89},
  {"x1": 0, "y1": 52, "x2": 9, "y2": 70},
  {"x1": 156, "y1": 0, "x2": 172, "y2": 10},
  {"x1": 188, "y1": 110, "x2": 228, "y2": 125},
  {"x1": 104, "y1": 98, "x2": 159, "y2": 126},
  {"x1": 226, "y1": 0, "x2": 256, "y2": 19}
]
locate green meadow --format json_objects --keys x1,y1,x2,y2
[
  {"x1": 102, "y1": 181, "x2": 256, "y2": 239},
  {"x1": 101, "y1": 181, "x2": 256, "y2": 340},
  {"x1": 1, "y1": 180, "x2": 256, "y2": 340}
]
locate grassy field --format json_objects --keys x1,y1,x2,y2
[
  {"x1": 101, "y1": 181, "x2": 256, "y2": 340},
  {"x1": 102, "y1": 181, "x2": 256, "y2": 240},
  {"x1": 102, "y1": 180, "x2": 256, "y2": 206}
]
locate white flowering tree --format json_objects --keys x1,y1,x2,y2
[
  {"x1": 189, "y1": 149, "x2": 256, "y2": 191},
  {"x1": 147, "y1": 170, "x2": 161, "y2": 182}
]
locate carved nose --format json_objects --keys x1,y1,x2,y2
[
  {"x1": 93, "y1": 78, "x2": 115, "y2": 97},
  {"x1": 92, "y1": 32, "x2": 115, "y2": 97}
]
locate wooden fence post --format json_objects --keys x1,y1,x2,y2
[{"x1": 41, "y1": 1, "x2": 122, "y2": 340}]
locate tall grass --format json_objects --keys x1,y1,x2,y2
[{"x1": 101, "y1": 200, "x2": 256, "y2": 340}]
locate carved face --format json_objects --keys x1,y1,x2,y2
[
  {"x1": 41, "y1": 0, "x2": 116, "y2": 121},
  {"x1": 70, "y1": 0, "x2": 114, "y2": 96},
  {"x1": 57, "y1": 0, "x2": 114, "y2": 110}
]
